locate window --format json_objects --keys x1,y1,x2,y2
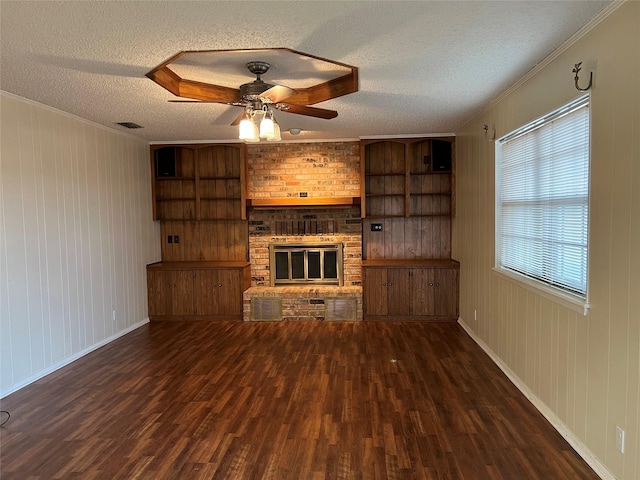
[{"x1": 496, "y1": 95, "x2": 590, "y2": 300}]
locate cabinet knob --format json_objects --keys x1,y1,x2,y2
[
  {"x1": 388, "y1": 283, "x2": 392, "y2": 287},
  {"x1": 167, "y1": 284, "x2": 171, "y2": 287},
  {"x1": 429, "y1": 283, "x2": 434, "y2": 286},
  {"x1": 435, "y1": 283, "x2": 440, "y2": 287},
  {"x1": 383, "y1": 282, "x2": 387, "y2": 286},
  {"x1": 218, "y1": 283, "x2": 223, "y2": 287}
]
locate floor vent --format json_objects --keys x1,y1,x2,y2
[
  {"x1": 325, "y1": 298, "x2": 357, "y2": 321},
  {"x1": 250, "y1": 297, "x2": 282, "y2": 321}
]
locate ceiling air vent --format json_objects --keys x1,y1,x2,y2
[{"x1": 116, "y1": 122, "x2": 143, "y2": 129}]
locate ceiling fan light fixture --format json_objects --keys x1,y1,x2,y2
[
  {"x1": 268, "y1": 120, "x2": 281, "y2": 142},
  {"x1": 259, "y1": 109, "x2": 275, "y2": 139},
  {"x1": 239, "y1": 112, "x2": 258, "y2": 141}
]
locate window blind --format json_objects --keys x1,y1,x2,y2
[{"x1": 497, "y1": 95, "x2": 590, "y2": 297}]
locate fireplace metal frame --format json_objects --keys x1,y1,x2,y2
[{"x1": 269, "y1": 242, "x2": 344, "y2": 286}]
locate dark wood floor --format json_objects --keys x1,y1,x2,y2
[{"x1": 1, "y1": 321, "x2": 599, "y2": 480}]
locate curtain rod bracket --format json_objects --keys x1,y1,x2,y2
[{"x1": 573, "y1": 62, "x2": 592, "y2": 91}]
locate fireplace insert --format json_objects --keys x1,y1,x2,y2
[{"x1": 269, "y1": 242, "x2": 343, "y2": 286}]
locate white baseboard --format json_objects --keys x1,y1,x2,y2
[
  {"x1": 0, "y1": 318, "x2": 150, "y2": 399},
  {"x1": 457, "y1": 318, "x2": 616, "y2": 480}
]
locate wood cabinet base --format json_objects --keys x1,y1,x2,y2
[
  {"x1": 362, "y1": 259, "x2": 459, "y2": 320},
  {"x1": 147, "y1": 261, "x2": 251, "y2": 320}
]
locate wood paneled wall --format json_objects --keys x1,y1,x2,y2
[
  {"x1": 362, "y1": 217, "x2": 450, "y2": 260},
  {"x1": 160, "y1": 220, "x2": 248, "y2": 261},
  {"x1": 0, "y1": 93, "x2": 160, "y2": 397},
  {"x1": 453, "y1": 3, "x2": 639, "y2": 479}
]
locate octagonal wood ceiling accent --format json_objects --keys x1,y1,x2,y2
[{"x1": 146, "y1": 48, "x2": 359, "y2": 119}]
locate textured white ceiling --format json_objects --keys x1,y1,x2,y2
[{"x1": 0, "y1": 1, "x2": 613, "y2": 143}]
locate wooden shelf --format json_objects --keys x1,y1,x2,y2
[
  {"x1": 408, "y1": 213, "x2": 451, "y2": 217},
  {"x1": 365, "y1": 172, "x2": 405, "y2": 177},
  {"x1": 249, "y1": 196, "x2": 360, "y2": 208},
  {"x1": 156, "y1": 197, "x2": 196, "y2": 201},
  {"x1": 409, "y1": 193, "x2": 451, "y2": 196},
  {"x1": 200, "y1": 176, "x2": 240, "y2": 181},
  {"x1": 151, "y1": 144, "x2": 247, "y2": 221},
  {"x1": 365, "y1": 193, "x2": 405, "y2": 197},
  {"x1": 200, "y1": 197, "x2": 241, "y2": 201},
  {"x1": 362, "y1": 138, "x2": 454, "y2": 220},
  {"x1": 155, "y1": 176, "x2": 195, "y2": 181},
  {"x1": 409, "y1": 171, "x2": 452, "y2": 176}
]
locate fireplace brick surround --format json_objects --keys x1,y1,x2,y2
[{"x1": 243, "y1": 142, "x2": 363, "y2": 321}]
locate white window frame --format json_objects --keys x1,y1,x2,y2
[{"x1": 494, "y1": 95, "x2": 591, "y2": 315}]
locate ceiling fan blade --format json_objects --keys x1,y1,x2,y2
[
  {"x1": 259, "y1": 85, "x2": 297, "y2": 103},
  {"x1": 169, "y1": 100, "x2": 245, "y2": 108},
  {"x1": 280, "y1": 104, "x2": 338, "y2": 119}
]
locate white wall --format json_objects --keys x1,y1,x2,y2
[
  {"x1": 453, "y1": 3, "x2": 639, "y2": 479},
  {"x1": 0, "y1": 93, "x2": 160, "y2": 397}
]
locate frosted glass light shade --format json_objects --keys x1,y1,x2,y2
[
  {"x1": 239, "y1": 116, "x2": 257, "y2": 141},
  {"x1": 259, "y1": 115, "x2": 275, "y2": 139},
  {"x1": 267, "y1": 122, "x2": 281, "y2": 141}
]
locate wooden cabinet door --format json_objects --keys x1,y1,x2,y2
[
  {"x1": 148, "y1": 269, "x2": 194, "y2": 316},
  {"x1": 148, "y1": 269, "x2": 172, "y2": 316},
  {"x1": 387, "y1": 268, "x2": 410, "y2": 316},
  {"x1": 364, "y1": 268, "x2": 389, "y2": 316},
  {"x1": 195, "y1": 268, "x2": 244, "y2": 316},
  {"x1": 410, "y1": 267, "x2": 458, "y2": 317},
  {"x1": 169, "y1": 270, "x2": 195, "y2": 315},
  {"x1": 217, "y1": 269, "x2": 243, "y2": 315},
  {"x1": 409, "y1": 268, "x2": 435, "y2": 316},
  {"x1": 435, "y1": 268, "x2": 459, "y2": 317},
  {"x1": 195, "y1": 269, "x2": 219, "y2": 315}
]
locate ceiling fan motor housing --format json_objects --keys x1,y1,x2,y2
[
  {"x1": 240, "y1": 80, "x2": 275, "y2": 101},
  {"x1": 241, "y1": 61, "x2": 274, "y2": 101}
]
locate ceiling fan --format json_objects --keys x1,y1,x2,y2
[
  {"x1": 168, "y1": 61, "x2": 339, "y2": 126},
  {"x1": 146, "y1": 48, "x2": 359, "y2": 136}
]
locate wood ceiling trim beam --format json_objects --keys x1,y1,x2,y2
[
  {"x1": 147, "y1": 65, "x2": 242, "y2": 103},
  {"x1": 146, "y1": 66, "x2": 182, "y2": 96},
  {"x1": 284, "y1": 70, "x2": 359, "y2": 106}
]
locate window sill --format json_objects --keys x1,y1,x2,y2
[{"x1": 492, "y1": 268, "x2": 590, "y2": 316}]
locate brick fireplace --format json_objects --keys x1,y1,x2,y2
[{"x1": 242, "y1": 141, "x2": 363, "y2": 321}]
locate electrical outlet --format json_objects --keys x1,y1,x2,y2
[{"x1": 616, "y1": 426, "x2": 625, "y2": 453}]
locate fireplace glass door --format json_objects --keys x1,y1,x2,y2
[{"x1": 270, "y1": 243, "x2": 343, "y2": 286}]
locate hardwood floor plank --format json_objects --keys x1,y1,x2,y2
[{"x1": 0, "y1": 321, "x2": 599, "y2": 479}]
